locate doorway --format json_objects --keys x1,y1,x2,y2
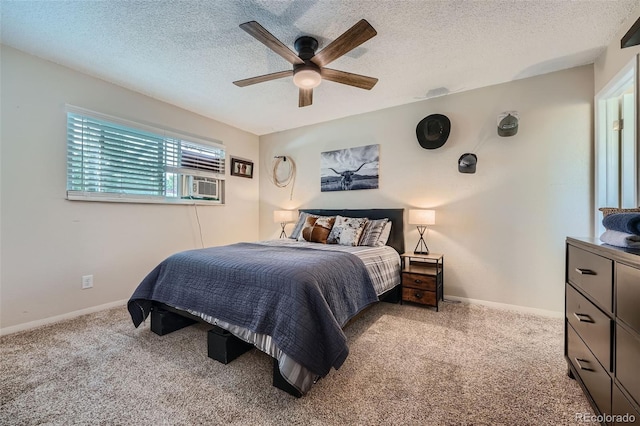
[{"x1": 594, "y1": 55, "x2": 639, "y2": 235}]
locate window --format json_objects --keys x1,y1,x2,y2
[{"x1": 66, "y1": 107, "x2": 225, "y2": 204}]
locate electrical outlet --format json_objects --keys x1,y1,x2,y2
[{"x1": 82, "y1": 275, "x2": 93, "y2": 289}]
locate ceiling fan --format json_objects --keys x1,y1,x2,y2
[{"x1": 233, "y1": 19, "x2": 378, "y2": 107}]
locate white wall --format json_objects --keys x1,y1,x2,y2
[
  {"x1": 259, "y1": 66, "x2": 594, "y2": 313},
  {"x1": 3, "y1": 7, "x2": 637, "y2": 329},
  {"x1": 594, "y1": 5, "x2": 640, "y2": 94},
  {"x1": 0, "y1": 46, "x2": 260, "y2": 330}
]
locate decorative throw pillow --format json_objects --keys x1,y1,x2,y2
[
  {"x1": 298, "y1": 216, "x2": 336, "y2": 244},
  {"x1": 599, "y1": 207, "x2": 640, "y2": 217},
  {"x1": 290, "y1": 212, "x2": 317, "y2": 240},
  {"x1": 327, "y1": 216, "x2": 368, "y2": 246},
  {"x1": 375, "y1": 220, "x2": 393, "y2": 247},
  {"x1": 358, "y1": 218, "x2": 389, "y2": 246}
]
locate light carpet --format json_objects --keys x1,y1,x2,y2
[{"x1": 0, "y1": 301, "x2": 593, "y2": 425}]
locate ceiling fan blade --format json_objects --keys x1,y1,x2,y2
[
  {"x1": 311, "y1": 19, "x2": 377, "y2": 67},
  {"x1": 321, "y1": 68, "x2": 378, "y2": 90},
  {"x1": 299, "y1": 88, "x2": 313, "y2": 107},
  {"x1": 239, "y1": 21, "x2": 304, "y2": 65},
  {"x1": 233, "y1": 70, "x2": 293, "y2": 87}
]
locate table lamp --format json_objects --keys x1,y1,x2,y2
[
  {"x1": 408, "y1": 209, "x2": 435, "y2": 254},
  {"x1": 274, "y1": 210, "x2": 296, "y2": 238}
]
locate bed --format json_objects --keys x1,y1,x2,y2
[{"x1": 127, "y1": 208, "x2": 404, "y2": 396}]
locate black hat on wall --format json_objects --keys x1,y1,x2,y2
[{"x1": 416, "y1": 114, "x2": 451, "y2": 149}]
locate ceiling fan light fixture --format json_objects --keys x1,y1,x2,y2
[
  {"x1": 235, "y1": 20, "x2": 377, "y2": 106},
  {"x1": 293, "y1": 67, "x2": 322, "y2": 89}
]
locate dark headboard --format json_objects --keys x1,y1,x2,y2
[{"x1": 300, "y1": 208, "x2": 404, "y2": 254}]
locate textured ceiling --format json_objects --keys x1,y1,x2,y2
[{"x1": 1, "y1": 1, "x2": 638, "y2": 135}]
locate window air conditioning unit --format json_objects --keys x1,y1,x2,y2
[{"x1": 182, "y1": 175, "x2": 219, "y2": 200}]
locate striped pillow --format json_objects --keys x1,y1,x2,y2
[
  {"x1": 377, "y1": 221, "x2": 392, "y2": 246},
  {"x1": 358, "y1": 218, "x2": 389, "y2": 246}
]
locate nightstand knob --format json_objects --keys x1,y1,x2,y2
[
  {"x1": 414, "y1": 279, "x2": 422, "y2": 284},
  {"x1": 414, "y1": 292, "x2": 422, "y2": 299}
]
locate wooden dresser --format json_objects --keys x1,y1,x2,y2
[{"x1": 565, "y1": 237, "x2": 640, "y2": 425}]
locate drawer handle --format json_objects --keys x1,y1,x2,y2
[
  {"x1": 574, "y1": 357, "x2": 594, "y2": 372},
  {"x1": 575, "y1": 268, "x2": 596, "y2": 276},
  {"x1": 573, "y1": 312, "x2": 595, "y2": 323},
  {"x1": 414, "y1": 292, "x2": 422, "y2": 299},
  {"x1": 414, "y1": 279, "x2": 423, "y2": 284}
]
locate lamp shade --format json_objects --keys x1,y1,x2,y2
[
  {"x1": 409, "y1": 209, "x2": 436, "y2": 225},
  {"x1": 274, "y1": 210, "x2": 296, "y2": 223}
]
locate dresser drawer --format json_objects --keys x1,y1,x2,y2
[
  {"x1": 617, "y1": 324, "x2": 640, "y2": 406},
  {"x1": 567, "y1": 325, "x2": 612, "y2": 415},
  {"x1": 566, "y1": 284, "x2": 612, "y2": 371},
  {"x1": 402, "y1": 287, "x2": 436, "y2": 306},
  {"x1": 617, "y1": 263, "x2": 640, "y2": 335},
  {"x1": 402, "y1": 272, "x2": 436, "y2": 291},
  {"x1": 612, "y1": 384, "x2": 640, "y2": 425},
  {"x1": 568, "y1": 245, "x2": 613, "y2": 312}
]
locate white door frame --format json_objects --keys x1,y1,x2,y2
[{"x1": 594, "y1": 54, "x2": 639, "y2": 235}]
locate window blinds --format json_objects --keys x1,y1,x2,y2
[{"x1": 66, "y1": 110, "x2": 225, "y2": 201}]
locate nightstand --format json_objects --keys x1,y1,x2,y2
[{"x1": 400, "y1": 253, "x2": 444, "y2": 311}]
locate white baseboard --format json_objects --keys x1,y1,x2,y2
[
  {"x1": 444, "y1": 295, "x2": 564, "y2": 318},
  {"x1": 0, "y1": 299, "x2": 128, "y2": 336}
]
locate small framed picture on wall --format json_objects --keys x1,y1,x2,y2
[{"x1": 231, "y1": 158, "x2": 253, "y2": 178}]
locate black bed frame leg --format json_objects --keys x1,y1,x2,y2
[
  {"x1": 150, "y1": 307, "x2": 197, "y2": 336},
  {"x1": 379, "y1": 284, "x2": 401, "y2": 304},
  {"x1": 207, "y1": 326, "x2": 253, "y2": 364},
  {"x1": 272, "y1": 358, "x2": 303, "y2": 398}
]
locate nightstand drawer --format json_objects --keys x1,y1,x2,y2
[
  {"x1": 402, "y1": 287, "x2": 436, "y2": 305},
  {"x1": 566, "y1": 283, "x2": 612, "y2": 371},
  {"x1": 568, "y1": 245, "x2": 613, "y2": 312},
  {"x1": 402, "y1": 272, "x2": 436, "y2": 291}
]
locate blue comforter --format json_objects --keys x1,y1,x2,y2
[{"x1": 128, "y1": 243, "x2": 378, "y2": 376}]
